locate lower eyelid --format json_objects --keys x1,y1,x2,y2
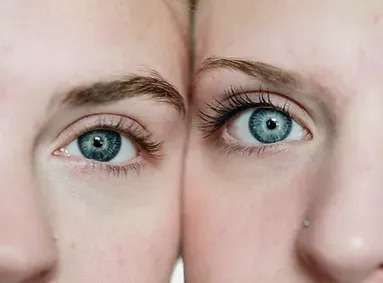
[
  {"x1": 207, "y1": 112, "x2": 313, "y2": 157},
  {"x1": 226, "y1": 109, "x2": 310, "y2": 140},
  {"x1": 218, "y1": 129, "x2": 312, "y2": 159},
  {"x1": 53, "y1": 153, "x2": 146, "y2": 178},
  {"x1": 200, "y1": 92, "x2": 314, "y2": 141},
  {"x1": 213, "y1": 135, "x2": 291, "y2": 158},
  {"x1": 51, "y1": 113, "x2": 161, "y2": 175}
]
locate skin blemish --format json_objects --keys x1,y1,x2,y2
[
  {"x1": 373, "y1": 13, "x2": 383, "y2": 25},
  {"x1": 116, "y1": 245, "x2": 128, "y2": 267},
  {"x1": 0, "y1": 43, "x2": 13, "y2": 57}
]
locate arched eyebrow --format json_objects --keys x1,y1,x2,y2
[
  {"x1": 56, "y1": 73, "x2": 186, "y2": 116},
  {"x1": 196, "y1": 57, "x2": 299, "y2": 88},
  {"x1": 195, "y1": 57, "x2": 333, "y2": 124}
]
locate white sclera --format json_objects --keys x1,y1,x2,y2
[
  {"x1": 66, "y1": 132, "x2": 138, "y2": 163},
  {"x1": 228, "y1": 108, "x2": 306, "y2": 145}
]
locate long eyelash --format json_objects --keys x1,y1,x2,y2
[
  {"x1": 215, "y1": 140, "x2": 285, "y2": 157},
  {"x1": 73, "y1": 159, "x2": 144, "y2": 177},
  {"x1": 86, "y1": 116, "x2": 162, "y2": 159},
  {"x1": 104, "y1": 162, "x2": 145, "y2": 177},
  {"x1": 199, "y1": 86, "x2": 291, "y2": 137},
  {"x1": 55, "y1": 114, "x2": 163, "y2": 177}
]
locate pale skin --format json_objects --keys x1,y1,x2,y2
[
  {"x1": 184, "y1": 1, "x2": 383, "y2": 283},
  {"x1": 0, "y1": 0, "x2": 188, "y2": 282}
]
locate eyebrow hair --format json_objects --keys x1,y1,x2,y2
[
  {"x1": 61, "y1": 73, "x2": 186, "y2": 115},
  {"x1": 196, "y1": 57, "x2": 299, "y2": 88}
]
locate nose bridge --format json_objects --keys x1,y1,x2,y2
[
  {"x1": 297, "y1": 98, "x2": 383, "y2": 283},
  {"x1": 0, "y1": 146, "x2": 57, "y2": 282}
]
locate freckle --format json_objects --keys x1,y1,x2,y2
[
  {"x1": 373, "y1": 14, "x2": 383, "y2": 25},
  {"x1": 0, "y1": 43, "x2": 13, "y2": 56},
  {"x1": 70, "y1": 242, "x2": 77, "y2": 250},
  {"x1": 117, "y1": 257, "x2": 126, "y2": 267}
]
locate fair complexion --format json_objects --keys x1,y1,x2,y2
[
  {"x1": 0, "y1": 0, "x2": 188, "y2": 282},
  {"x1": 184, "y1": 1, "x2": 383, "y2": 282}
]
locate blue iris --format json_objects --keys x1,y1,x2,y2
[
  {"x1": 248, "y1": 108, "x2": 292, "y2": 144},
  {"x1": 77, "y1": 130, "x2": 121, "y2": 162}
]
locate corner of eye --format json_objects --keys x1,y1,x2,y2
[{"x1": 52, "y1": 147, "x2": 71, "y2": 158}]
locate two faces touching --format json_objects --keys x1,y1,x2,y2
[{"x1": 1, "y1": 0, "x2": 383, "y2": 283}]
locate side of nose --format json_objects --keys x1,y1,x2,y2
[
  {"x1": 297, "y1": 122, "x2": 383, "y2": 282},
  {"x1": 0, "y1": 164, "x2": 57, "y2": 283}
]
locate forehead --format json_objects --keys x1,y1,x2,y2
[
  {"x1": 195, "y1": 0, "x2": 383, "y2": 90},
  {"x1": 0, "y1": 0, "x2": 188, "y2": 94}
]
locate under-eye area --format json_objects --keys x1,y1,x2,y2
[
  {"x1": 199, "y1": 87, "x2": 313, "y2": 156},
  {"x1": 52, "y1": 113, "x2": 162, "y2": 176}
]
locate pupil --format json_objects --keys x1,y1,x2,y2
[
  {"x1": 93, "y1": 136, "x2": 104, "y2": 148},
  {"x1": 78, "y1": 130, "x2": 121, "y2": 162},
  {"x1": 266, "y1": 118, "x2": 278, "y2": 130},
  {"x1": 248, "y1": 108, "x2": 293, "y2": 144}
]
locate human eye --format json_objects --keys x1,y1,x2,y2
[
  {"x1": 52, "y1": 114, "x2": 161, "y2": 176},
  {"x1": 199, "y1": 87, "x2": 313, "y2": 156}
]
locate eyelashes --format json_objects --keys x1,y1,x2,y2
[
  {"x1": 199, "y1": 87, "x2": 291, "y2": 136},
  {"x1": 51, "y1": 86, "x2": 311, "y2": 175},
  {"x1": 199, "y1": 86, "x2": 312, "y2": 156},
  {"x1": 52, "y1": 114, "x2": 162, "y2": 177}
]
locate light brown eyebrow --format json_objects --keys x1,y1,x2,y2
[
  {"x1": 195, "y1": 57, "x2": 335, "y2": 126},
  {"x1": 196, "y1": 57, "x2": 299, "y2": 88},
  {"x1": 60, "y1": 73, "x2": 186, "y2": 115}
]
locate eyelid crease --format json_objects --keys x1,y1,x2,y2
[
  {"x1": 199, "y1": 86, "x2": 313, "y2": 140},
  {"x1": 199, "y1": 87, "x2": 288, "y2": 135},
  {"x1": 55, "y1": 112, "x2": 146, "y2": 140},
  {"x1": 195, "y1": 57, "x2": 334, "y2": 130},
  {"x1": 52, "y1": 113, "x2": 162, "y2": 160}
]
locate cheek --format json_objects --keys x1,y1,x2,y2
[
  {"x1": 67, "y1": 242, "x2": 138, "y2": 282},
  {"x1": 62, "y1": 239, "x2": 172, "y2": 282},
  {"x1": 54, "y1": 208, "x2": 178, "y2": 283},
  {"x1": 38, "y1": 168, "x2": 180, "y2": 282},
  {"x1": 184, "y1": 155, "x2": 316, "y2": 277}
]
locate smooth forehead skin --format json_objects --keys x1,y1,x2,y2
[
  {"x1": 185, "y1": 1, "x2": 383, "y2": 283},
  {"x1": 0, "y1": 1, "x2": 188, "y2": 282},
  {"x1": 1, "y1": 0, "x2": 188, "y2": 95},
  {"x1": 195, "y1": 0, "x2": 383, "y2": 93}
]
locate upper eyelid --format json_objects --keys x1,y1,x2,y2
[
  {"x1": 52, "y1": 113, "x2": 151, "y2": 151},
  {"x1": 194, "y1": 57, "x2": 327, "y2": 116},
  {"x1": 194, "y1": 56, "x2": 329, "y2": 115},
  {"x1": 200, "y1": 86, "x2": 311, "y2": 118},
  {"x1": 199, "y1": 88, "x2": 314, "y2": 137},
  {"x1": 223, "y1": 87, "x2": 311, "y2": 117},
  {"x1": 57, "y1": 113, "x2": 147, "y2": 137},
  {"x1": 199, "y1": 88, "x2": 290, "y2": 122}
]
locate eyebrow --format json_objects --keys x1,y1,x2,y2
[
  {"x1": 195, "y1": 57, "x2": 335, "y2": 123},
  {"x1": 59, "y1": 73, "x2": 186, "y2": 115},
  {"x1": 196, "y1": 57, "x2": 299, "y2": 88}
]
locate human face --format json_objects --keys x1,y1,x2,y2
[
  {"x1": 0, "y1": 0, "x2": 188, "y2": 282},
  {"x1": 184, "y1": 1, "x2": 383, "y2": 282}
]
